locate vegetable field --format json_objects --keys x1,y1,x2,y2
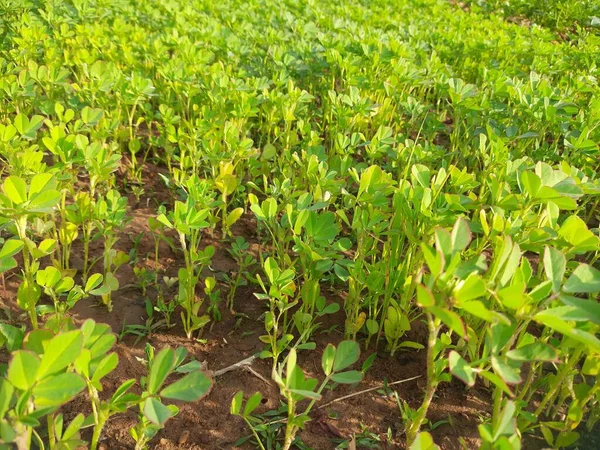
[{"x1": 1, "y1": 0, "x2": 599, "y2": 449}]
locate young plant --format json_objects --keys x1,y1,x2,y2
[
  {"x1": 214, "y1": 161, "x2": 244, "y2": 237},
  {"x1": 93, "y1": 189, "x2": 130, "y2": 311},
  {"x1": 225, "y1": 237, "x2": 256, "y2": 313},
  {"x1": 273, "y1": 341, "x2": 363, "y2": 450},
  {"x1": 230, "y1": 392, "x2": 267, "y2": 450},
  {"x1": 0, "y1": 329, "x2": 88, "y2": 448},
  {"x1": 0, "y1": 174, "x2": 61, "y2": 328},
  {"x1": 129, "y1": 346, "x2": 212, "y2": 450},
  {"x1": 154, "y1": 276, "x2": 178, "y2": 329},
  {"x1": 233, "y1": 340, "x2": 363, "y2": 450},
  {"x1": 255, "y1": 257, "x2": 297, "y2": 373},
  {"x1": 35, "y1": 268, "x2": 104, "y2": 329},
  {"x1": 204, "y1": 277, "x2": 223, "y2": 323},
  {"x1": 156, "y1": 179, "x2": 216, "y2": 338}
]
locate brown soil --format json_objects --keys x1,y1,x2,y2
[{"x1": 0, "y1": 162, "x2": 498, "y2": 450}]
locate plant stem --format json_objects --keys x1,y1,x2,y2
[
  {"x1": 535, "y1": 346, "x2": 583, "y2": 417},
  {"x1": 282, "y1": 392, "x2": 296, "y2": 450},
  {"x1": 47, "y1": 414, "x2": 56, "y2": 449},
  {"x1": 91, "y1": 416, "x2": 107, "y2": 450},
  {"x1": 405, "y1": 313, "x2": 438, "y2": 445},
  {"x1": 243, "y1": 417, "x2": 267, "y2": 450}
]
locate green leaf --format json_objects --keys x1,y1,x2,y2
[
  {"x1": 174, "y1": 360, "x2": 202, "y2": 374},
  {"x1": 544, "y1": 247, "x2": 566, "y2": 294},
  {"x1": 366, "y1": 319, "x2": 379, "y2": 336},
  {"x1": 556, "y1": 432, "x2": 579, "y2": 448},
  {"x1": 62, "y1": 413, "x2": 85, "y2": 441},
  {"x1": 533, "y1": 312, "x2": 600, "y2": 352},
  {"x1": 540, "y1": 424, "x2": 554, "y2": 446},
  {"x1": 451, "y1": 217, "x2": 471, "y2": 253},
  {"x1": 28, "y1": 190, "x2": 61, "y2": 213},
  {"x1": 305, "y1": 211, "x2": 339, "y2": 242},
  {"x1": 454, "y1": 273, "x2": 486, "y2": 302},
  {"x1": 358, "y1": 165, "x2": 387, "y2": 198},
  {"x1": 434, "y1": 228, "x2": 452, "y2": 259},
  {"x1": 88, "y1": 334, "x2": 116, "y2": 360},
  {"x1": 147, "y1": 348, "x2": 176, "y2": 394},
  {"x1": 85, "y1": 274, "x2": 103, "y2": 293},
  {"x1": 330, "y1": 370, "x2": 362, "y2": 384},
  {"x1": 448, "y1": 351, "x2": 475, "y2": 387},
  {"x1": 0, "y1": 323, "x2": 24, "y2": 352},
  {"x1": 261, "y1": 143, "x2": 277, "y2": 160},
  {"x1": 409, "y1": 431, "x2": 440, "y2": 450},
  {"x1": 0, "y1": 256, "x2": 17, "y2": 272},
  {"x1": 262, "y1": 198, "x2": 277, "y2": 219},
  {"x1": 74, "y1": 349, "x2": 91, "y2": 378},
  {"x1": 230, "y1": 391, "x2": 243, "y2": 415},
  {"x1": 250, "y1": 204, "x2": 265, "y2": 220},
  {"x1": 37, "y1": 330, "x2": 83, "y2": 379},
  {"x1": 560, "y1": 296, "x2": 600, "y2": 325},
  {"x1": 332, "y1": 340, "x2": 360, "y2": 372},
  {"x1": 491, "y1": 357, "x2": 521, "y2": 384},
  {"x1": 519, "y1": 171, "x2": 541, "y2": 197},
  {"x1": 429, "y1": 306, "x2": 466, "y2": 338},
  {"x1": 226, "y1": 208, "x2": 244, "y2": 227},
  {"x1": 143, "y1": 397, "x2": 173, "y2": 425},
  {"x1": 458, "y1": 300, "x2": 507, "y2": 324},
  {"x1": 156, "y1": 214, "x2": 173, "y2": 228},
  {"x1": 160, "y1": 370, "x2": 212, "y2": 401},
  {"x1": 243, "y1": 392, "x2": 263, "y2": 417},
  {"x1": 33, "y1": 373, "x2": 85, "y2": 408},
  {"x1": 493, "y1": 400, "x2": 516, "y2": 440},
  {"x1": 91, "y1": 353, "x2": 119, "y2": 387},
  {"x1": 558, "y1": 215, "x2": 600, "y2": 253},
  {"x1": 23, "y1": 329, "x2": 53, "y2": 354},
  {"x1": 506, "y1": 342, "x2": 557, "y2": 362},
  {"x1": 0, "y1": 379, "x2": 14, "y2": 418},
  {"x1": 8, "y1": 351, "x2": 40, "y2": 390},
  {"x1": 29, "y1": 173, "x2": 56, "y2": 198},
  {"x1": 563, "y1": 264, "x2": 600, "y2": 293},
  {"x1": 111, "y1": 379, "x2": 137, "y2": 405},
  {"x1": 289, "y1": 389, "x2": 321, "y2": 400},
  {"x1": 582, "y1": 355, "x2": 600, "y2": 376},
  {"x1": 81, "y1": 107, "x2": 103, "y2": 125},
  {"x1": 417, "y1": 284, "x2": 435, "y2": 308},
  {"x1": 216, "y1": 174, "x2": 238, "y2": 196},
  {"x1": 321, "y1": 344, "x2": 335, "y2": 376},
  {"x1": 0, "y1": 239, "x2": 23, "y2": 260},
  {"x1": 479, "y1": 371, "x2": 513, "y2": 397},
  {"x1": 104, "y1": 272, "x2": 119, "y2": 291},
  {"x1": 2, "y1": 176, "x2": 27, "y2": 204},
  {"x1": 14, "y1": 114, "x2": 44, "y2": 138},
  {"x1": 36, "y1": 266, "x2": 61, "y2": 288}
]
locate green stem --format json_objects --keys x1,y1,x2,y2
[
  {"x1": 47, "y1": 414, "x2": 56, "y2": 449},
  {"x1": 535, "y1": 346, "x2": 583, "y2": 417},
  {"x1": 90, "y1": 416, "x2": 107, "y2": 450},
  {"x1": 83, "y1": 223, "x2": 92, "y2": 283},
  {"x1": 243, "y1": 417, "x2": 267, "y2": 450},
  {"x1": 282, "y1": 392, "x2": 296, "y2": 450},
  {"x1": 406, "y1": 314, "x2": 438, "y2": 445},
  {"x1": 492, "y1": 387, "x2": 503, "y2": 430},
  {"x1": 16, "y1": 217, "x2": 38, "y2": 329}
]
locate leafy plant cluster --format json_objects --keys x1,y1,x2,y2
[
  {"x1": 0, "y1": 0, "x2": 599, "y2": 448},
  {"x1": 469, "y1": 0, "x2": 600, "y2": 33}
]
